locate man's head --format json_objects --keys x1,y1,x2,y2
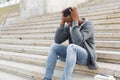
[{"x1": 63, "y1": 7, "x2": 73, "y2": 26}]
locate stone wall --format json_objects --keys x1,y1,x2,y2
[{"x1": 20, "y1": 0, "x2": 45, "y2": 19}]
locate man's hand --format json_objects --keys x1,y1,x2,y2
[
  {"x1": 61, "y1": 10, "x2": 65, "y2": 25},
  {"x1": 70, "y1": 7, "x2": 79, "y2": 21}
]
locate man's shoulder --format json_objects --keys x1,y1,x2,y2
[
  {"x1": 82, "y1": 18, "x2": 93, "y2": 25},
  {"x1": 82, "y1": 19, "x2": 94, "y2": 30}
]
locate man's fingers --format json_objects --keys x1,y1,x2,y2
[
  {"x1": 71, "y1": 7, "x2": 77, "y2": 12},
  {"x1": 72, "y1": 7, "x2": 77, "y2": 10}
]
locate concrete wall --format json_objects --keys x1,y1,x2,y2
[
  {"x1": 20, "y1": 0, "x2": 45, "y2": 19},
  {"x1": 5, "y1": 12, "x2": 20, "y2": 25},
  {"x1": 46, "y1": 0, "x2": 87, "y2": 13},
  {"x1": 20, "y1": 0, "x2": 87, "y2": 19}
]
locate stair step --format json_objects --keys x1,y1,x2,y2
[
  {"x1": 0, "y1": 51, "x2": 46, "y2": 65},
  {"x1": 17, "y1": 11, "x2": 120, "y2": 24},
  {"x1": 1, "y1": 25, "x2": 120, "y2": 34},
  {"x1": 50, "y1": 60, "x2": 120, "y2": 79},
  {"x1": 0, "y1": 30, "x2": 119, "y2": 38},
  {"x1": 0, "y1": 30, "x2": 119, "y2": 35},
  {"x1": 6, "y1": 16, "x2": 120, "y2": 28},
  {"x1": 0, "y1": 39, "x2": 119, "y2": 51},
  {"x1": 0, "y1": 53, "x2": 119, "y2": 79},
  {"x1": 0, "y1": 45, "x2": 119, "y2": 63},
  {"x1": 0, "y1": 32, "x2": 119, "y2": 41},
  {"x1": 95, "y1": 33, "x2": 120, "y2": 41},
  {"x1": 0, "y1": 71, "x2": 30, "y2": 80},
  {"x1": 4, "y1": 17, "x2": 120, "y2": 30},
  {"x1": 0, "y1": 28, "x2": 57, "y2": 34},
  {"x1": 80, "y1": 2, "x2": 120, "y2": 13},
  {"x1": 2, "y1": 23, "x2": 120, "y2": 31},
  {"x1": 3, "y1": 22, "x2": 58, "y2": 30},
  {"x1": 0, "y1": 32, "x2": 54, "y2": 35},
  {"x1": 9, "y1": 20, "x2": 61, "y2": 28},
  {"x1": 0, "y1": 60, "x2": 54, "y2": 80},
  {"x1": 95, "y1": 41, "x2": 120, "y2": 51},
  {"x1": 86, "y1": 12, "x2": 120, "y2": 20},
  {"x1": 81, "y1": 8, "x2": 120, "y2": 18},
  {"x1": 2, "y1": 24, "x2": 58, "y2": 31},
  {"x1": 0, "y1": 60, "x2": 94, "y2": 80},
  {"x1": 0, "y1": 34, "x2": 54, "y2": 40},
  {"x1": 97, "y1": 50, "x2": 120, "y2": 64},
  {"x1": 80, "y1": 1, "x2": 120, "y2": 10},
  {"x1": 21, "y1": 9, "x2": 120, "y2": 25},
  {"x1": 95, "y1": 33, "x2": 120, "y2": 38},
  {"x1": 0, "y1": 39, "x2": 53, "y2": 46},
  {"x1": 0, "y1": 44, "x2": 49, "y2": 55}
]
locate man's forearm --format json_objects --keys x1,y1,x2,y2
[
  {"x1": 54, "y1": 24, "x2": 69, "y2": 44},
  {"x1": 61, "y1": 19, "x2": 65, "y2": 25}
]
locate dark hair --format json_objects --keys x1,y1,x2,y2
[{"x1": 63, "y1": 7, "x2": 72, "y2": 17}]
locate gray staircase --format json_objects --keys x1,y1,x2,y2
[{"x1": 0, "y1": 1, "x2": 120, "y2": 80}]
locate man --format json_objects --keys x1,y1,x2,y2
[{"x1": 43, "y1": 7, "x2": 98, "y2": 80}]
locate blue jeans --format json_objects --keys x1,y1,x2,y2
[{"x1": 44, "y1": 43, "x2": 88, "y2": 80}]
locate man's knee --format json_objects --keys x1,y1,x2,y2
[
  {"x1": 67, "y1": 44, "x2": 84, "y2": 51},
  {"x1": 67, "y1": 44, "x2": 76, "y2": 51},
  {"x1": 50, "y1": 43, "x2": 60, "y2": 52},
  {"x1": 67, "y1": 44, "x2": 77, "y2": 55}
]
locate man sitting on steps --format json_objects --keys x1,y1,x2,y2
[{"x1": 43, "y1": 7, "x2": 98, "y2": 80}]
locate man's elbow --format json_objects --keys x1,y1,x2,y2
[{"x1": 54, "y1": 38, "x2": 61, "y2": 44}]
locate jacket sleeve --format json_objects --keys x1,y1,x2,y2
[
  {"x1": 70, "y1": 20, "x2": 94, "y2": 46},
  {"x1": 54, "y1": 24, "x2": 69, "y2": 44}
]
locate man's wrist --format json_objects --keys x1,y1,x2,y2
[
  {"x1": 61, "y1": 20, "x2": 65, "y2": 25},
  {"x1": 61, "y1": 22, "x2": 65, "y2": 25},
  {"x1": 72, "y1": 16, "x2": 79, "y2": 21},
  {"x1": 72, "y1": 20, "x2": 78, "y2": 27}
]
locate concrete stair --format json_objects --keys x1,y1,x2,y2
[
  {"x1": 0, "y1": 44, "x2": 119, "y2": 63},
  {"x1": 0, "y1": 71, "x2": 30, "y2": 80},
  {"x1": 0, "y1": 0, "x2": 120, "y2": 80},
  {"x1": 0, "y1": 59, "x2": 94, "y2": 80},
  {"x1": 0, "y1": 39, "x2": 119, "y2": 51},
  {"x1": 0, "y1": 33, "x2": 120, "y2": 41},
  {"x1": 1, "y1": 24, "x2": 120, "y2": 34},
  {"x1": 0, "y1": 50, "x2": 119, "y2": 79},
  {"x1": 79, "y1": 0, "x2": 120, "y2": 8}
]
